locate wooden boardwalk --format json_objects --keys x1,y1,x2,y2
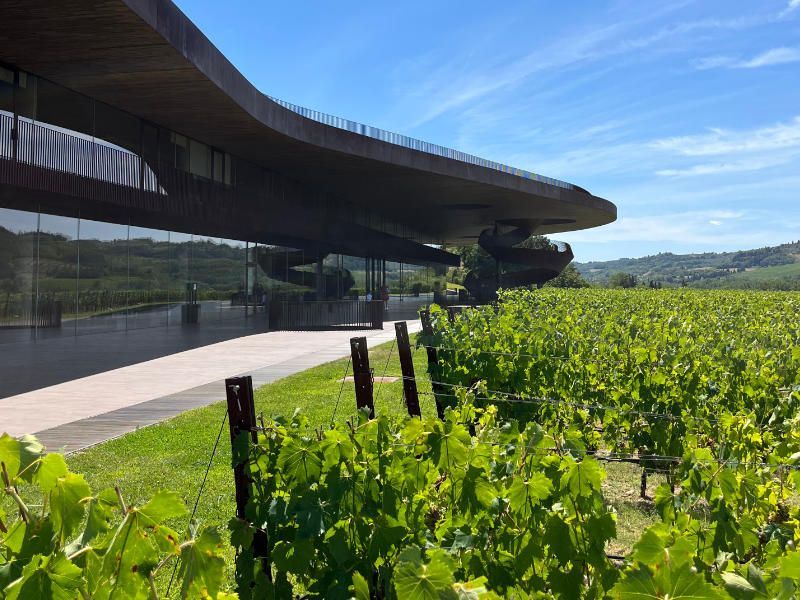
[{"x1": 2, "y1": 321, "x2": 420, "y2": 453}]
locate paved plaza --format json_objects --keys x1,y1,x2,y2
[
  {"x1": 1, "y1": 320, "x2": 420, "y2": 452},
  {"x1": 0, "y1": 297, "x2": 426, "y2": 452}
]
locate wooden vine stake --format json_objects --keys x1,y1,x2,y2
[
  {"x1": 394, "y1": 321, "x2": 421, "y2": 417},
  {"x1": 350, "y1": 336, "x2": 375, "y2": 418},
  {"x1": 419, "y1": 309, "x2": 446, "y2": 420},
  {"x1": 225, "y1": 376, "x2": 270, "y2": 584}
]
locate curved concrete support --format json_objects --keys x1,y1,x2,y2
[
  {"x1": 464, "y1": 225, "x2": 574, "y2": 301},
  {"x1": 257, "y1": 248, "x2": 355, "y2": 299}
]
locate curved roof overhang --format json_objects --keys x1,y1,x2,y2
[{"x1": 0, "y1": 0, "x2": 616, "y2": 244}]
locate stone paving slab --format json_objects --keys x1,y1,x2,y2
[{"x1": 19, "y1": 321, "x2": 420, "y2": 453}]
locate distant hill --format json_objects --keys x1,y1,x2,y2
[{"x1": 576, "y1": 241, "x2": 800, "y2": 290}]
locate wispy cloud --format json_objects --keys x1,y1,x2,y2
[
  {"x1": 694, "y1": 47, "x2": 800, "y2": 70},
  {"x1": 780, "y1": 0, "x2": 800, "y2": 18},
  {"x1": 739, "y1": 47, "x2": 800, "y2": 68},
  {"x1": 511, "y1": 115, "x2": 800, "y2": 182},
  {"x1": 561, "y1": 210, "x2": 753, "y2": 244},
  {"x1": 649, "y1": 116, "x2": 800, "y2": 177},
  {"x1": 399, "y1": 8, "x2": 773, "y2": 129},
  {"x1": 623, "y1": 14, "x2": 777, "y2": 54},
  {"x1": 692, "y1": 55, "x2": 738, "y2": 70},
  {"x1": 650, "y1": 116, "x2": 800, "y2": 156},
  {"x1": 403, "y1": 24, "x2": 626, "y2": 128},
  {"x1": 655, "y1": 156, "x2": 793, "y2": 177},
  {"x1": 570, "y1": 121, "x2": 628, "y2": 141}
]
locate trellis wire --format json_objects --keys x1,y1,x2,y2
[
  {"x1": 375, "y1": 438, "x2": 800, "y2": 473},
  {"x1": 405, "y1": 377, "x2": 730, "y2": 425},
  {"x1": 374, "y1": 338, "x2": 396, "y2": 403},
  {"x1": 330, "y1": 356, "x2": 352, "y2": 427},
  {"x1": 246, "y1": 419, "x2": 800, "y2": 474},
  {"x1": 418, "y1": 344, "x2": 799, "y2": 388},
  {"x1": 167, "y1": 407, "x2": 228, "y2": 595}
]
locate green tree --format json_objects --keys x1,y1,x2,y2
[
  {"x1": 517, "y1": 234, "x2": 556, "y2": 250},
  {"x1": 608, "y1": 272, "x2": 637, "y2": 288},
  {"x1": 545, "y1": 263, "x2": 589, "y2": 288},
  {"x1": 455, "y1": 244, "x2": 495, "y2": 275}
]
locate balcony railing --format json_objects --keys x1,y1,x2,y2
[
  {"x1": 0, "y1": 113, "x2": 161, "y2": 192},
  {"x1": 0, "y1": 112, "x2": 253, "y2": 224},
  {"x1": 271, "y1": 300, "x2": 384, "y2": 331},
  {"x1": 269, "y1": 96, "x2": 575, "y2": 191}
]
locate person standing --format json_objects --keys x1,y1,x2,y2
[{"x1": 381, "y1": 285, "x2": 390, "y2": 311}]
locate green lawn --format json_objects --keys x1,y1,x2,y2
[
  {"x1": 64, "y1": 336, "x2": 437, "y2": 594},
  {"x1": 14, "y1": 335, "x2": 657, "y2": 594}
]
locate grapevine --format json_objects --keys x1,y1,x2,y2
[
  {"x1": 229, "y1": 288, "x2": 800, "y2": 598},
  {"x1": 0, "y1": 433, "x2": 235, "y2": 599}
]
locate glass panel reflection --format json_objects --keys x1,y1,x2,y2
[
  {"x1": 76, "y1": 219, "x2": 129, "y2": 335},
  {"x1": 37, "y1": 212, "x2": 79, "y2": 337},
  {"x1": 191, "y1": 235, "x2": 246, "y2": 322},
  {"x1": 127, "y1": 225, "x2": 170, "y2": 330},
  {"x1": 168, "y1": 231, "x2": 192, "y2": 326},
  {"x1": 0, "y1": 208, "x2": 38, "y2": 344},
  {"x1": 215, "y1": 238, "x2": 246, "y2": 320}
]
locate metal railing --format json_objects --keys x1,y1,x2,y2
[
  {"x1": 1, "y1": 101, "x2": 578, "y2": 210},
  {"x1": 1, "y1": 114, "x2": 160, "y2": 192},
  {"x1": 0, "y1": 113, "x2": 250, "y2": 222},
  {"x1": 272, "y1": 300, "x2": 384, "y2": 331},
  {"x1": 0, "y1": 298, "x2": 62, "y2": 329},
  {"x1": 269, "y1": 96, "x2": 575, "y2": 190}
]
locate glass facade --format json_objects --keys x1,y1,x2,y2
[
  {"x1": 127, "y1": 225, "x2": 169, "y2": 330},
  {"x1": 0, "y1": 203, "x2": 395, "y2": 345},
  {"x1": 0, "y1": 207, "x2": 37, "y2": 344},
  {"x1": 0, "y1": 63, "x2": 435, "y2": 356},
  {"x1": 0, "y1": 206, "x2": 263, "y2": 345},
  {"x1": 37, "y1": 212, "x2": 79, "y2": 336},
  {"x1": 77, "y1": 218, "x2": 128, "y2": 334}
]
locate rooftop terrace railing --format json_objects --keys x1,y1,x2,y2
[{"x1": 268, "y1": 96, "x2": 576, "y2": 191}]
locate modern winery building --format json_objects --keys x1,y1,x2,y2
[{"x1": 0, "y1": 0, "x2": 616, "y2": 396}]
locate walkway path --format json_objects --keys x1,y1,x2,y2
[{"x1": 1, "y1": 320, "x2": 420, "y2": 453}]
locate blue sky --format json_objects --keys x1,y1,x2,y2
[{"x1": 175, "y1": 0, "x2": 800, "y2": 261}]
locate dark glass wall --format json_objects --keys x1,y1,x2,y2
[
  {"x1": 127, "y1": 225, "x2": 170, "y2": 330},
  {"x1": 37, "y1": 212, "x2": 79, "y2": 335},
  {"x1": 77, "y1": 219, "x2": 129, "y2": 334},
  {"x1": 167, "y1": 231, "x2": 192, "y2": 326},
  {"x1": 0, "y1": 207, "x2": 259, "y2": 345},
  {"x1": 192, "y1": 236, "x2": 247, "y2": 322},
  {"x1": 0, "y1": 207, "x2": 37, "y2": 343},
  {"x1": 0, "y1": 63, "x2": 433, "y2": 351}
]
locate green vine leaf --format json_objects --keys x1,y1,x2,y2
[
  {"x1": 3, "y1": 553, "x2": 83, "y2": 600},
  {"x1": 610, "y1": 563, "x2": 726, "y2": 599},
  {"x1": 393, "y1": 547, "x2": 458, "y2": 600},
  {"x1": 178, "y1": 527, "x2": 227, "y2": 599}
]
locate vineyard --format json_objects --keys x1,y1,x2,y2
[
  {"x1": 229, "y1": 289, "x2": 800, "y2": 598},
  {"x1": 3, "y1": 288, "x2": 800, "y2": 597}
]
